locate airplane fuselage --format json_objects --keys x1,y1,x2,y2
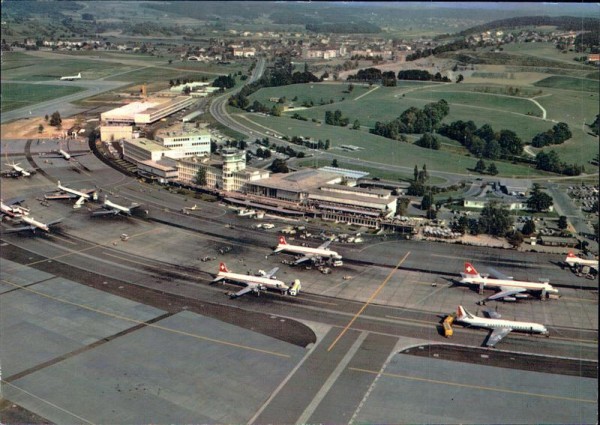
[
  {"x1": 11, "y1": 164, "x2": 31, "y2": 177},
  {"x1": 104, "y1": 199, "x2": 131, "y2": 214},
  {"x1": 58, "y1": 183, "x2": 94, "y2": 200},
  {"x1": 565, "y1": 257, "x2": 598, "y2": 269},
  {"x1": 217, "y1": 271, "x2": 290, "y2": 292},
  {"x1": 21, "y1": 215, "x2": 50, "y2": 232},
  {"x1": 58, "y1": 149, "x2": 72, "y2": 160},
  {"x1": 460, "y1": 275, "x2": 558, "y2": 296},
  {"x1": 458, "y1": 315, "x2": 548, "y2": 335},
  {"x1": 275, "y1": 243, "x2": 341, "y2": 260},
  {"x1": 1, "y1": 202, "x2": 29, "y2": 217}
]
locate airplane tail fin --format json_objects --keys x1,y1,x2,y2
[
  {"x1": 219, "y1": 262, "x2": 229, "y2": 273},
  {"x1": 278, "y1": 236, "x2": 287, "y2": 245},
  {"x1": 566, "y1": 251, "x2": 577, "y2": 259},
  {"x1": 463, "y1": 262, "x2": 479, "y2": 276},
  {"x1": 77, "y1": 73, "x2": 81, "y2": 78},
  {"x1": 456, "y1": 305, "x2": 468, "y2": 319}
]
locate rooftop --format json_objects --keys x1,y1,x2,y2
[
  {"x1": 125, "y1": 138, "x2": 169, "y2": 153},
  {"x1": 251, "y1": 169, "x2": 342, "y2": 192}
]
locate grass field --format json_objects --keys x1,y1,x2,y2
[
  {"x1": 534, "y1": 76, "x2": 599, "y2": 93},
  {"x1": 237, "y1": 113, "x2": 550, "y2": 177},
  {"x1": 1, "y1": 82, "x2": 86, "y2": 112}
]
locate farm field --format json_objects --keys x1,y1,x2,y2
[
  {"x1": 534, "y1": 76, "x2": 599, "y2": 93},
  {"x1": 237, "y1": 112, "x2": 549, "y2": 177},
  {"x1": 0, "y1": 82, "x2": 86, "y2": 113}
]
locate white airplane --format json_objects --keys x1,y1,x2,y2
[
  {"x1": 90, "y1": 196, "x2": 140, "y2": 217},
  {"x1": 1, "y1": 198, "x2": 30, "y2": 218},
  {"x1": 2, "y1": 162, "x2": 34, "y2": 178},
  {"x1": 45, "y1": 180, "x2": 98, "y2": 209},
  {"x1": 212, "y1": 262, "x2": 300, "y2": 298},
  {"x1": 3, "y1": 215, "x2": 62, "y2": 233},
  {"x1": 273, "y1": 236, "x2": 342, "y2": 265},
  {"x1": 43, "y1": 149, "x2": 89, "y2": 161},
  {"x1": 454, "y1": 305, "x2": 549, "y2": 347},
  {"x1": 459, "y1": 262, "x2": 559, "y2": 302},
  {"x1": 60, "y1": 72, "x2": 81, "y2": 81},
  {"x1": 564, "y1": 252, "x2": 598, "y2": 272}
]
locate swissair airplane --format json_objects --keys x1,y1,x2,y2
[
  {"x1": 2, "y1": 162, "x2": 35, "y2": 178},
  {"x1": 45, "y1": 180, "x2": 98, "y2": 208},
  {"x1": 564, "y1": 252, "x2": 598, "y2": 272},
  {"x1": 3, "y1": 215, "x2": 62, "y2": 233},
  {"x1": 454, "y1": 305, "x2": 549, "y2": 347},
  {"x1": 43, "y1": 149, "x2": 89, "y2": 161},
  {"x1": 90, "y1": 196, "x2": 140, "y2": 217},
  {"x1": 60, "y1": 72, "x2": 82, "y2": 81},
  {"x1": 459, "y1": 262, "x2": 559, "y2": 302},
  {"x1": 273, "y1": 236, "x2": 342, "y2": 265},
  {"x1": 1, "y1": 198, "x2": 30, "y2": 218},
  {"x1": 212, "y1": 262, "x2": 300, "y2": 298}
]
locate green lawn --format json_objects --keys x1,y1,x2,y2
[
  {"x1": 237, "y1": 113, "x2": 550, "y2": 177},
  {"x1": 534, "y1": 76, "x2": 599, "y2": 93},
  {"x1": 1, "y1": 82, "x2": 86, "y2": 112}
]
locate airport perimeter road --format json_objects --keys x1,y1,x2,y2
[{"x1": 1, "y1": 80, "x2": 130, "y2": 124}]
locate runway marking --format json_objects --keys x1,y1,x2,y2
[
  {"x1": 430, "y1": 253, "x2": 558, "y2": 270},
  {"x1": 3, "y1": 227, "x2": 162, "y2": 273},
  {"x1": 327, "y1": 252, "x2": 410, "y2": 352},
  {"x1": 1, "y1": 277, "x2": 291, "y2": 359},
  {"x1": 48, "y1": 233, "x2": 77, "y2": 245},
  {"x1": 550, "y1": 335, "x2": 598, "y2": 343},
  {"x1": 348, "y1": 367, "x2": 598, "y2": 404},
  {"x1": 385, "y1": 315, "x2": 436, "y2": 325},
  {"x1": 0, "y1": 380, "x2": 96, "y2": 424}
]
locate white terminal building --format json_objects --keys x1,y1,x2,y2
[
  {"x1": 100, "y1": 96, "x2": 195, "y2": 142},
  {"x1": 177, "y1": 148, "x2": 270, "y2": 192}
]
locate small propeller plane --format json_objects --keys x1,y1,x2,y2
[
  {"x1": 90, "y1": 196, "x2": 140, "y2": 217},
  {"x1": 45, "y1": 180, "x2": 98, "y2": 209}
]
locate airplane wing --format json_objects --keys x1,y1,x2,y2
[
  {"x1": 488, "y1": 267, "x2": 513, "y2": 280},
  {"x1": 264, "y1": 267, "x2": 279, "y2": 279},
  {"x1": 318, "y1": 239, "x2": 332, "y2": 250},
  {"x1": 91, "y1": 208, "x2": 119, "y2": 217},
  {"x1": 46, "y1": 218, "x2": 63, "y2": 226},
  {"x1": 74, "y1": 196, "x2": 87, "y2": 207},
  {"x1": 3, "y1": 197, "x2": 26, "y2": 206},
  {"x1": 40, "y1": 153, "x2": 66, "y2": 159},
  {"x1": 69, "y1": 152, "x2": 90, "y2": 157},
  {"x1": 487, "y1": 287, "x2": 527, "y2": 301},
  {"x1": 293, "y1": 255, "x2": 313, "y2": 265},
  {"x1": 230, "y1": 284, "x2": 258, "y2": 298},
  {"x1": 2, "y1": 225, "x2": 35, "y2": 233},
  {"x1": 45, "y1": 192, "x2": 77, "y2": 200},
  {"x1": 485, "y1": 328, "x2": 512, "y2": 347},
  {"x1": 483, "y1": 309, "x2": 502, "y2": 319}
]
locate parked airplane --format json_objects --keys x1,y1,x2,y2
[
  {"x1": 564, "y1": 252, "x2": 598, "y2": 272},
  {"x1": 43, "y1": 148, "x2": 90, "y2": 161},
  {"x1": 273, "y1": 236, "x2": 342, "y2": 265},
  {"x1": 459, "y1": 262, "x2": 559, "y2": 302},
  {"x1": 454, "y1": 305, "x2": 548, "y2": 347},
  {"x1": 212, "y1": 262, "x2": 300, "y2": 298},
  {"x1": 90, "y1": 196, "x2": 140, "y2": 217},
  {"x1": 60, "y1": 72, "x2": 81, "y2": 81},
  {"x1": 1, "y1": 198, "x2": 30, "y2": 218},
  {"x1": 3, "y1": 215, "x2": 62, "y2": 233},
  {"x1": 2, "y1": 162, "x2": 35, "y2": 178},
  {"x1": 45, "y1": 180, "x2": 98, "y2": 208}
]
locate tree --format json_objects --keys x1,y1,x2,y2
[
  {"x1": 474, "y1": 159, "x2": 487, "y2": 174},
  {"x1": 270, "y1": 158, "x2": 289, "y2": 173},
  {"x1": 487, "y1": 162, "x2": 498, "y2": 176},
  {"x1": 506, "y1": 230, "x2": 524, "y2": 248},
  {"x1": 38, "y1": 124, "x2": 44, "y2": 133},
  {"x1": 44, "y1": 114, "x2": 49, "y2": 121},
  {"x1": 452, "y1": 215, "x2": 469, "y2": 234},
  {"x1": 426, "y1": 208, "x2": 437, "y2": 220},
  {"x1": 522, "y1": 219, "x2": 536, "y2": 236},
  {"x1": 396, "y1": 198, "x2": 410, "y2": 216},
  {"x1": 456, "y1": 74, "x2": 464, "y2": 83},
  {"x1": 414, "y1": 165, "x2": 419, "y2": 182},
  {"x1": 558, "y1": 215, "x2": 568, "y2": 230},
  {"x1": 194, "y1": 167, "x2": 207, "y2": 186},
  {"x1": 347, "y1": 83, "x2": 354, "y2": 92},
  {"x1": 331, "y1": 159, "x2": 339, "y2": 168},
  {"x1": 421, "y1": 192, "x2": 434, "y2": 210},
  {"x1": 352, "y1": 120, "x2": 361, "y2": 130},
  {"x1": 527, "y1": 184, "x2": 553, "y2": 212},
  {"x1": 49, "y1": 111, "x2": 62, "y2": 128},
  {"x1": 478, "y1": 201, "x2": 512, "y2": 236}
]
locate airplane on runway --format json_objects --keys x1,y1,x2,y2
[
  {"x1": 45, "y1": 180, "x2": 98, "y2": 209},
  {"x1": 90, "y1": 196, "x2": 140, "y2": 217},
  {"x1": 2, "y1": 215, "x2": 62, "y2": 233},
  {"x1": 2, "y1": 162, "x2": 35, "y2": 178},
  {"x1": 458, "y1": 262, "x2": 559, "y2": 302},
  {"x1": 212, "y1": 262, "x2": 300, "y2": 298},
  {"x1": 60, "y1": 72, "x2": 82, "y2": 81},
  {"x1": 42, "y1": 148, "x2": 90, "y2": 161},
  {"x1": 1, "y1": 198, "x2": 30, "y2": 218},
  {"x1": 272, "y1": 236, "x2": 342, "y2": 265},
  {"x1": 454, "y1": 305, "x2": 548, "y2": 347},
  {"x1": 564, "y1": 252, "x2": 598, "y2": 273}
]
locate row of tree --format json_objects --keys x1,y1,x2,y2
[
  {"x1": 437, "y1": 121, "x2": 524, "y2": 159},
  {"x1": 325, "y1": 109, "x2": 350, "y2": 127},
  {"x1": 535, "y1": 150, "x2": 584, "y2": 176},
  {"x1": 397, "y1": 69, "x2": 451, "y2": 82},
  {"x1": 531, "y1": 122, "x2": 572, "y2": 148},
  {"x1": 371, "y1": 99, "x2": 449, "y2": 139},
  {"x1": 212, "y1": 74, "x2": 236, "y2": 89}
]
